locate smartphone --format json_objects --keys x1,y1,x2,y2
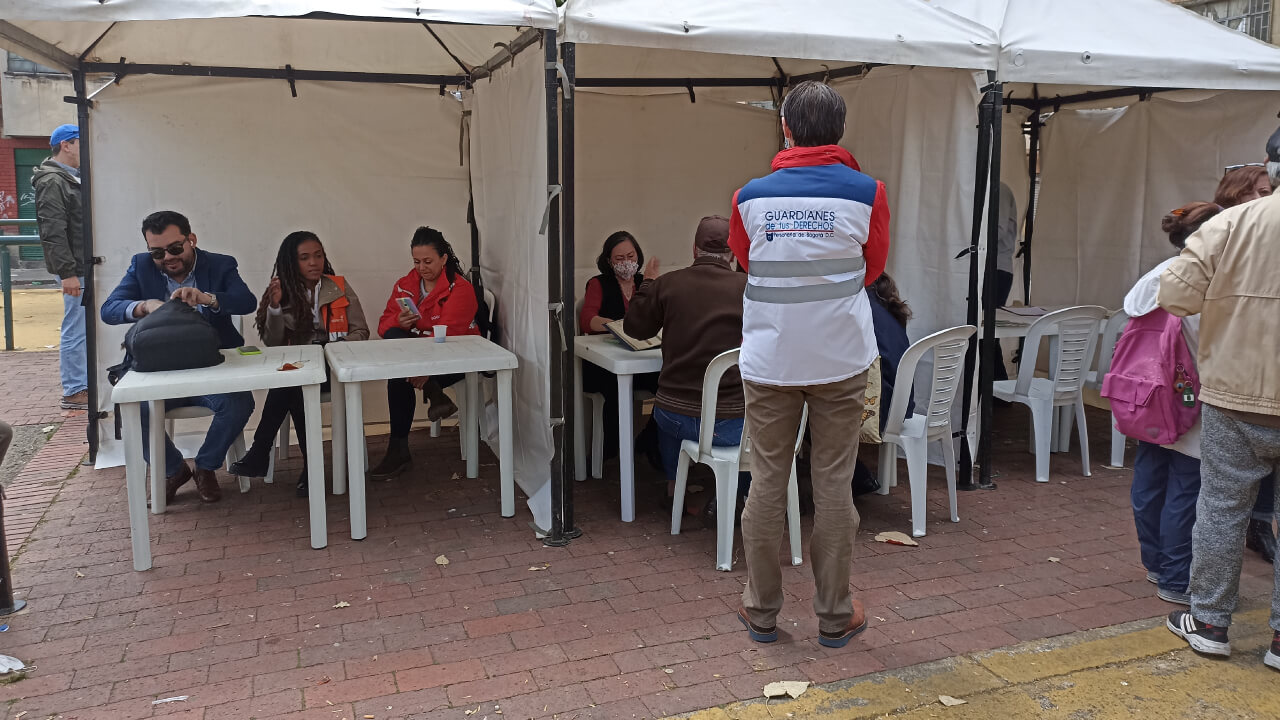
[
  {"x1": 237, "y1": 345, "x2": 262, "y2": 355},
  {"x1": 396, "y1": 297, "x2": 420, "y2": 316}
]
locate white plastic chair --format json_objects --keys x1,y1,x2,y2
[
  {"x1": 163, "y1": 316, "x2": 250, "y2": 492},
  {"x1": 876, "y1": 325, "x2": 976, "y2": 537},
  {"x1": 1085, "y1": 310, "x2": 1129, "y2": 468},
  {"x1": 670, "y1": 349, "x2": 803, "y2": 572},
  {"x1": 994, "y1": 306, "x2": 1107, "y2": 483}
]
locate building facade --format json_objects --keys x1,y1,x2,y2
[{"x1": 1176, "y1": 0, "x2": 1277, "y2": 45}]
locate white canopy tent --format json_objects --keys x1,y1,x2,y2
[
  {"x1": 0, "y1": 1, "x2": 573, "y2": 536},
  {"x1": 558, "y1": 0, "x2": 1280, "y2": 489}
]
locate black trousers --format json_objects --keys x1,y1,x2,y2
[
  {"x1": 383, "y1": 327, "x2": 463, "y2": 438},
  {"x1": 251, "y1": 378, "x2": 331, "y2": 459}
]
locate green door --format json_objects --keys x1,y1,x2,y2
[{"x1": 15, "y1": 148, "x2": 50, "y2": 261}]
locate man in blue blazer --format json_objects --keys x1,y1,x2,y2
[{"x1": 102, "y1": 210, "x2": 256, "y2": 503}]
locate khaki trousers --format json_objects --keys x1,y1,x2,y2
[{"x1": 741, "y1": 372, "x2": 867, "y2": 634}]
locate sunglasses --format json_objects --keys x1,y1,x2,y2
[
  {"x1": 1224, "y1": 162, "x2": 1265, "y2": 172},
  {"x1": 147, "y1": 238, "x2": 188, "y2": 260}
]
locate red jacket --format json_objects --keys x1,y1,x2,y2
[{"x1": 378, "y1": 270, "x2": 481, "y2": 339}]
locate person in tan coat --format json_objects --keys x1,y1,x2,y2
[
  {"x1": 229, "y1": 231, "x2": 369, "y2": 496},
  {"x1": 1158, "y1": 193, "x2": 1280, "y2": 671}
]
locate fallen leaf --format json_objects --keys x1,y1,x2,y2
[
  {"x1": 1048, "y1": 557, "x2": 1061, "y2": 563},
  {"x1": 663, "y1": 668, "x2": 674, "y2": 674},
  {"x1": 451, "y1": 473, "x2": 460, "y2": 480},
  {"x1": 40, "y1": 425, "x2": 55, "y2": 433},
  {"x1": 939, "y1": 695, "x2": 967, "y2": 707},
  {"x1": 74, "y1": 571, "x2": 85, "y2": 578},
  {"x1": 873, "y1": 531, "x2": 919, "y2": 547},
  {"x1": 763, "y1": 681, "x2": 809, "y2": 699},
  {"x1": 317, "y1": 676, "x2": 331, "y2": 685},
  {"x1": 333, "y1": 601, "x2": 351, "y2": 609},
  {"x1": 435, "y1": 555, "x2": 450, "y2": 566}
]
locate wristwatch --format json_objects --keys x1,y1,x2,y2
[{"x1": 203, "y1": 292, "x2": 219, "y2": 310}]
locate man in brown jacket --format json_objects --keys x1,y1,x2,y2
[
  {"x1": 1159, "y1": 192, "x2": 1280, "y2": 671},
  {"x1": 624, "y1": 216, "x2": 749, "y2": 511}
]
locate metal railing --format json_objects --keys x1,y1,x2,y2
[{"x1": 0, "y1": 218, "x2": 41, "y2": 351}]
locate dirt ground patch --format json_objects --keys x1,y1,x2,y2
[
  {"x1": 0, "y1": 423, "x2": 54, "y2": 488},
  {"x1": 0, "y1": 288, "x2": 63, "y2": 351}
]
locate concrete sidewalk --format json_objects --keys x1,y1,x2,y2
[{"x1": 682, "y1": 605, "x2": 1280, "y2": 719}]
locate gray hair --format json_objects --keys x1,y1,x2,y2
[
  {"x1": 1268, "y1": 161, "x2": 1280, "y2": 189},
  {"x1": 694, "y1": 248, "x2": 733, "y2": 262},
  {"x1": 780, "y1": 81, "x2": 846, "y2": 147}
]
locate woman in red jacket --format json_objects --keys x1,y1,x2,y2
[{"x1": 369, "y1": 226, "x2": 480, "y2": 480}]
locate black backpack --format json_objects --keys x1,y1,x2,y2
[{"x1": 123, "y1": 299, "x2": 225, "y2": 373}]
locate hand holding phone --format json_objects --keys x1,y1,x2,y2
[{"x1": 396, "y1": 297, "x2": 421, "y2": 330}]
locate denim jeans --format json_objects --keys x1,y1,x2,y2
[
  {"x1": 1131, "y1": 441, "x2": 1201, "y2": 593},
  {"x1": 60, "y1": 277, "x2": 88, "y2": 396},
  {"x1": 140, "y1": 392, "x2": 255, "y2": 476},
  {"x1": 652, "y1": 406, "x2": 750, "y2": 495}
]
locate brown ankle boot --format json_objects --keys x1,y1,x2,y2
[
  {"x1": 424, "y1": 380, "x2": 458, "y2": 422},
  {"x1": 165, "y1": 462, "x2": 193, "y2": 503},
  {"x1": 193, "y1": 468, "x2": 222, "y2": 503}
]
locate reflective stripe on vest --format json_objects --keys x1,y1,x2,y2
[{"x1": 745, "y1": 256, "x2": 866, "y2": 304}]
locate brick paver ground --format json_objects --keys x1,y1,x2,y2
[
  {"x1": 0, "y1": 399, "x2": 1274, "y2": 719},
  {"x1": 0, "y1": 349, "x2": 73, "y2": 428}
]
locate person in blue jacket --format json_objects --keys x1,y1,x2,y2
[{"x1": 101, "y1": 210, "x2": 256, "y2": 504}]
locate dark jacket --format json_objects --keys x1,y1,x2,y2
[
  {"x1": 867, "y1": 291, "x2": 914, "y2": 431},
  {"x1": 624, "y1": 256, "x2": 747, "y2": 418},
  {"x1": 32, "y1": 159, "x2": 84, "y2": 279},
  {"x1": 101, "y1": 248, "x2": 257, "y2": 349}
]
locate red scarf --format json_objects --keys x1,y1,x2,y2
[{"x1": 771, "y1": 144, "x2": 861, "y2": 172}]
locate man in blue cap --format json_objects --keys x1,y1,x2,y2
[{"x1": 33, "y1": 123, "x2": 88, "y2": 410}]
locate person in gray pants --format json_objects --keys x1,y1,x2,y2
[{"x1": 1159, "y1": 189, "x2": 1280, "y2": 671}]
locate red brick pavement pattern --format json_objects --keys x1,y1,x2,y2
[
  {"x1": 4, "y1": 416, "x2": 87, "y2": 554},
  {"x1": 0, "y1": 409, "x2": 1273, "y2": 720},
  {"x1": 0, "y1": 349, "x2": 71, "y2": 427}
]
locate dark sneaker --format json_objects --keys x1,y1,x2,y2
[
  {"x1": 1167, "y1": 610, "x2": 1230, "y2": 656},
  {"x1": 228, "y1": 448, "x2": 270, "y2": 478},
  {"x1": 1157, "y1": 587, "x2": 1191, "y2": 606},
  {"x1": 368, "y1": 440, "x2": 413, "y2": 481},
  {"x1": 736, "y1": 607, "x2": 777, "y2": 644},
  {"x1": 1265, "y1": 631, "x2": 1280, "y2": 671},
  {"x1": 1146, "y1": 571, "x2": 1158, "y2": 585},
  {"x1": 295, "y1": 469, "x2": 309, "y2": 498},
  {"x1": 426, "y1": 397, "x2": 458, "y2": 423}
]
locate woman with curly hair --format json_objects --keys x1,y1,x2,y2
[{"x1": 229, "y1": 231, "x2": 369, "y2": 495}]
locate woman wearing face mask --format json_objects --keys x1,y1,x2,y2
[
  {"x1": 366, "y1": 226, "x2": 482, "y2": 481},
  {"x1": 1213, "y1": 165, "x2": 1279, "y2": 564},
  {"x1": 580, "y1": 231, "x2": 661, "y2": 463},
  {"x1": 230, "y1": 231, "x2": 370, "y2": 496}
]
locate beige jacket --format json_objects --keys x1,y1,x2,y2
[
  {"x1": 262, "y1": 275, "x2": 370, "y2": 346},
  {"x1": 1159, "y1": 194, "x2": 1280, "y2": 417}
]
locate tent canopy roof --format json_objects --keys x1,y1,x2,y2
[
  {"x1": 0, "y1": 1, "x2": 557, "y2": 75},
  {"x1": 934, "y1": 0, "x2": 1280, "y2": 92},
  {"x1": 560, "y1": 0, "x2": 1000, "y2": 73}
]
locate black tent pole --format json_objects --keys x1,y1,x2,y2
[
  {"x1": 977, "y1": 82, "x2": 1004, "y2": 490},
  {"x1": 956, "y1": 73, "x2": 995, "y2": 492},
  {"x1": 559, "y1": 41, "x2": 580, "y2": 540},
  {"x1": 72, "y1": 69, "x2": 100, "y2": 462},
  {"x1": 542, "y1": 30, "x2": 573, "y2": 547},
  {"x1": 1021, "y1": 113, "x2": 1040, "y2": 305}
]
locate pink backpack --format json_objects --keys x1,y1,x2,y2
[{"x1": 1101, "y1": 310, "x2": 1199, "y2": 445}]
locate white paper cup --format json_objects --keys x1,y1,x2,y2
[{"x1": 433, "y1": 325, "x2": 448, "y2": 342}]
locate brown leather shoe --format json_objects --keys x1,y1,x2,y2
[
  {"x1": 164, "y1": 462, "x2": 193, "y2": 503},
  {"x1": 193, "y1": 468, "x2": 222, "y2": 503},
  {"x1": 818, "y1": 598, "x2": 869, "y2": 648}
]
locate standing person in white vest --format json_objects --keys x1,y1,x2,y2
[{"x1": 728, "y1": 81, "x2": 890, "y2": 648}]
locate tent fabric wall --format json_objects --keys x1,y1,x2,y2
[
  {"x1": 88, "y1": 75, "x2": 472, "y2": 462},
  {"x1": 1031, "y1": 91, "x2": 1280, "y2": 311},
  {"x1": 838, "y1": 66, "x2": 984, "y2": 341},
  {"x1": 572, "y1": 92, "x2": 776, "y2": 293},
  {"x1": 469, "y1": 47, "x2": 554, "y2": 532}
]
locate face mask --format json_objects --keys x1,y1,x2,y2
[{"x1": 612, "y1": 260, "x2": 639, "y2": 280}]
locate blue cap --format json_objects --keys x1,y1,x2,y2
[{"x1": 49, "y1": 124, "x2": 79, "y2": 148}]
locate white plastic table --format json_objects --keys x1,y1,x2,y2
[
  {"x1": 573, "y1": 334, "x2": 663, "y2": 522},
  {"x1": 324, "y1": 335, "x2": 518, "y2": 539},
  {"x1": 111, "y1": 345, "x2": 328, "y2": 571}
]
